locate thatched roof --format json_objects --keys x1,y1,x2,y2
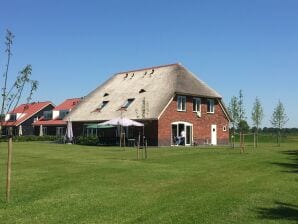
[{"x1": 66, "y1": 63, "x2": 223, "y2": 122}]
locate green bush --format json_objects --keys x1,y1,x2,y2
[
  {"x1": 0, "y1": 135, "x2": 61, "y2": 142},
  {"x1": 76, "y1": 136, "x2": 99, "y2": 146}
]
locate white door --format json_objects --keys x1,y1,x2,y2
[{"x1": 211, "y1": 124, "x2": 217, "y2": 145}]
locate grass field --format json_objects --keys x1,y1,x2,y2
[{"x1": 0, "y1": 142, "x2": 297, "y2": 223}]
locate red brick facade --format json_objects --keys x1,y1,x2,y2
[{"x1": 157, "y1": 95, "x2": 230, "y2": 146}]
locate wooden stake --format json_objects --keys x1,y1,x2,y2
[
  {"x1": 145, "y1": 139, "x2": 148, "y2": 159},
  {"x1": 137, "y1": 133, "x2": 140, "y2": 160},
  {"x1": 6, "y1": 127, "x2": 13, "y2": 202}
]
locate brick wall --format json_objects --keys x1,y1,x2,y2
[{"x1": 158, "y1": 95, "x2": 230, "y2": 146}]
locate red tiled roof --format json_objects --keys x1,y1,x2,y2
[
  {"x1": 33, "y1": 119, "x2": 67, "y2": 126},
  {"x1": 32, "y1": 98, "x2": 80, "y2": 127},
  {"x1": 3, "y1": 101, "x2": 54, "y2": 127},
  {"x1": 54, "y1": 98, "x2": 80, "y2": 111}
]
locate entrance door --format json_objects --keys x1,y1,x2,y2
[{"x1": 211, "y1": 124, "x2": 217, "y2": 145}]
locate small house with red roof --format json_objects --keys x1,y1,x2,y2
[
  {"x1": 33, "y1": 98, "x2": 80, "y2": 136},
  {"x1": 2, "y1": 101, "x2": 55, "y2": 136}
]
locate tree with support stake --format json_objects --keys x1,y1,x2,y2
[
  {"x1": 270, "y1": 100, "x2": 288, "y2": 147},
  {"x1": 228, "y1": 96, "x2": 240, "y2": 149},
  {"x1": 251, "y1": 97, "x2": 264, "y2": 148},
  {"x1": 0, "y1": 30, "x2": 38, "y2": 202}
]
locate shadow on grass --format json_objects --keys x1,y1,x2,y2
[
  {"x1": 257, "y1": 202, "x2": 298, "y2": 221},
  {"x1": 271, "y1": 150, "x2": 298, "y2": 173}
]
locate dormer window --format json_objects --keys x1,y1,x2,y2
[
  {"x1": 98, "y1": 101, "x2": 109, "y2": 110},
  {"x1": 59, "y1": 110, "x2": 69, "y2": 119},
  {"x1": 8, "y1": 114, "x2": 17, "y2": 121},
  {"x1": 177, "y1": 95, "x2": 186, "y2": 111},
  {"x1": 43, "y1": 111, "x2": 52, "y2": 120},
  {"x1": 207, "y1": 99, "x2": 215, "y2": 113},
  {"x1": 121, "y1": 98, "x2": 134, "y2": 109}
]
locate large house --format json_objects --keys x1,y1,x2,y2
[
  {"x1": 33, "y1": 98, "x2": 80, "y2": 136},
  {"x1": 2, "y1": 101, "x2": 55, "y2": 136},
  {"x1": 65, "y1": 63, "x2": 231, "y2": 146}
]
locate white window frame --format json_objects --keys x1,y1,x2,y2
[
  {"x1": 177, "y1": 95, "x2": 186, "y2": 112},
  {"x1": 193, "y1": 97, "x2": 201, "y2": 112},
  {"x1": 171, "y1": 121, "x2": 193, "y2": 146},
  {"x1": 223, "y1": 126, "x2": 227, "y2": 132},
  {"x1": 207, "y1": 99, "x2": 215, "y2": 113}
]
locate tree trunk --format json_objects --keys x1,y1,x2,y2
[{"x1": 6, "y1": 127, "x2": 13, "y2": 202}]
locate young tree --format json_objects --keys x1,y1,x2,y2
[
  {"x1": 238, "y1": 90, "x2": 246, "y2": 150},
  {"x1": 270, "y1": 100, "x2": 289, "y2": 146},
  {"x1": 1, "y1": 30, "x2": 38, "y2": 202},
  {"x1": 251, "y1": 97, "x2": 264, "y2": 147},
  {"x1": 228, "y1": 96, "x2": 239, "y2": 148}
]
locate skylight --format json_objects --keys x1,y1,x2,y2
[
  {"x1": 121, "y1": 98, "x2": 135, "y2": 109},
  {"x1": 98, "y1": 101, "x2": 109, "y2": 110}
]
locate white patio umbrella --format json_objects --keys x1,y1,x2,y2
[
  {"x1": 99, "y1": 117, "x2": 144, "y2": 147},
  {"x1": 18, "y1": 125, "x2": 23, "y2": 136},
  {"x1": 66, "y1": 119, "x2": 73, "y2": 143},
  {"x1": 99, "y1": 117, "x2": 144, "y2": 127},
  {"x1": 39, "y1": 124, "x2": 43, "y2": 136}
]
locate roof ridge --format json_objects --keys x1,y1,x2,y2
[{"x1": 115, "y1": 63, "x2": 181, "y2": 75}]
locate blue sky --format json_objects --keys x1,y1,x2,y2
[{"x1": 1, "y1": 0, "x2": 297, "y2": 127}]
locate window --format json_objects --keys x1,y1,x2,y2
[
  {"x1": 8, "y1": 114, "x2": 17, "y2": 121},
  {"x1": 98, "y1": 101, "x2": 109, "y2": 110},
  {"x1": 177, "y1": 95, "x2": 186, "y2": 111},
  {"x1": 56, "y1": 127, "x2": 65, "y2": 136},
  {"x1": 121, "y1": 98, "x2": 134, "y2": 109},
  {"x1": 43, "y1": 111, "x2": 52, "y2": 120},
  {"x1": 223, "y1": 126, "x2": 227, "y2": 132},
  {"x1": 59, "y1": 110, "x2": 69, "y2": 119},
  {"x1": 193, "y1": 98, "x2": 201, "y2": 112},
  {"x1": 207, "y1": 99, "x2": 215, "y2": 113}
]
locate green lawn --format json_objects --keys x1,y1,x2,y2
[{"x1": 0, "y1": 142, "x2": 297, "y2": 223}]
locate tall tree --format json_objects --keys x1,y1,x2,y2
[
  {"x1": 0, "y1": 30, "x2": 38, "y2": 202},
  {"x1": 238, "y1": 90, "x2": 246, "y2": 121},
  {"x1": 270, "y1": 100, "x2": 289, "y2": 146},
  {"x1": 251, "y1": 97, "x2": 264, "y2": 147},
  {"x1": 228, "y1": 96, "x2": 239, "y2": 148}
]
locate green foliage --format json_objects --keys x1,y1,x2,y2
[
  {"x1": 76, "y1": 136, "x2": 99, "y2": 145},
  {"x1": 0, "y1": 135, "x2": 60, "y2": 142},
  {"x1": 271, "y1": 100, "x2": 289, "y2": 130},
  {"x1": 0, "y1": 30, "x2": 39, "y2": 135},
  {"x1": 251, "y1": 97, "x2": 264, "y2": 130},
  {"x1": 237, "y1": 119, "x2": 250, "y2": 133},
  {"x1": 228, "y1": 96, "x2": 239, "y2": 127},
  {"x1": 0, "y1": 142, "x2": 297, "y2": 223}
]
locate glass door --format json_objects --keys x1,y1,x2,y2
[{"x1": 171, "y1": 122, "x2": 193, "y2": 146}]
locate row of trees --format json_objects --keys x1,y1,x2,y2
[{"x1": 228, "y1": 90, "x2": 289, "y2": 147}]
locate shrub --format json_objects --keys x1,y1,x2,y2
[
  {"x1": 0, "y1": 135, "x2": 61, "y2": 142},
  {"x1": 76, "y1": 136, "x2": 99, "y2": 146}
]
